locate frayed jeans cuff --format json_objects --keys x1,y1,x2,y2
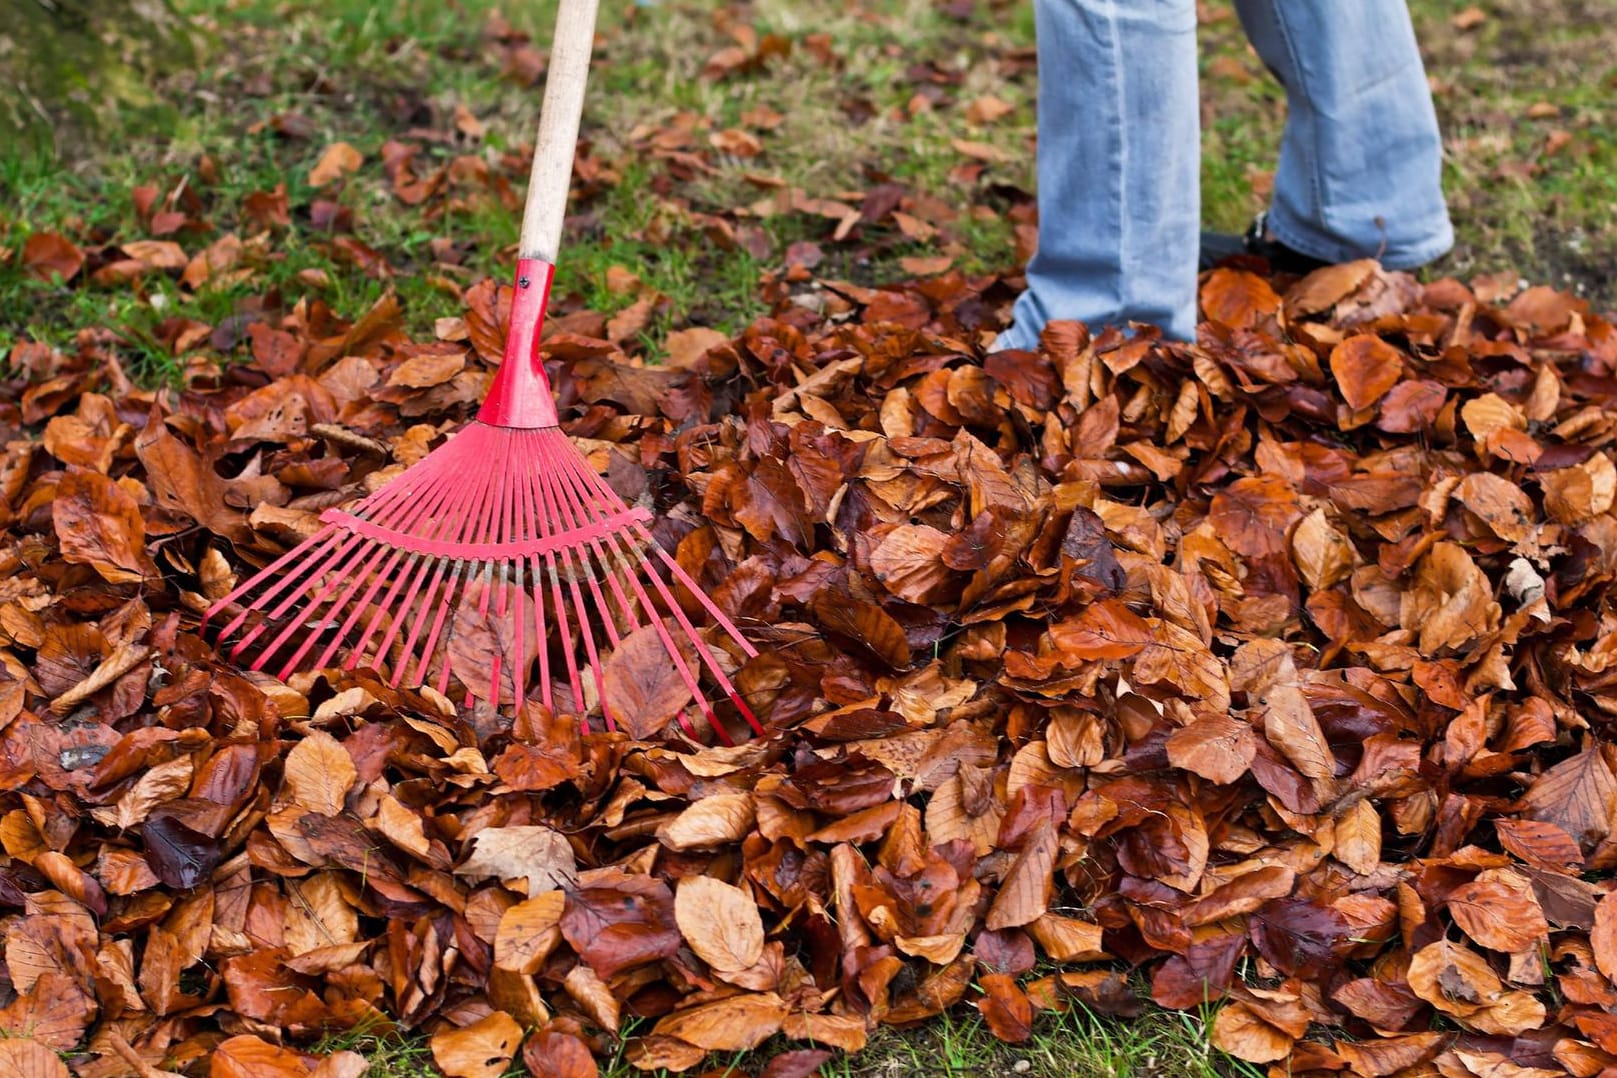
[{"x1": 1265, "y1": 205, "x2": 1454, "y2": 272}]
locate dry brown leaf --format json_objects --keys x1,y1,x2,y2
[
  {"x1": 675, "y1": 876, "x2": 764, "y2": 973},
  {"x1": 431, "y1": 1012, "x2": 523, "y2": 1078},
  {"x1": 456, "y1": 826, "x2": 577, "y2": 897},
  {"x1": 281, "y1": 730, "x2": 356, "y2": 816}
]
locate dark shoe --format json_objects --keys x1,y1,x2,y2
[{"x1": 1199, "y1": 212, "x2": 1332, "y2": 275}]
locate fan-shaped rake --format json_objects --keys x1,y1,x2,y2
[{"x1": 204, "y1": 0, "x2": 761, "y2": 742}]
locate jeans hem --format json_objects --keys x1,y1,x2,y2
[{"x1": 1265, "y1": 204, "x2": 1454, "y2": 271}]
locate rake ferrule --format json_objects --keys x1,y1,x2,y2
[{"x1": 478, "y1": 260, "x2": 560, "y2": 429}]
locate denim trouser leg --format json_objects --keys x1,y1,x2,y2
[
  {"x1": 1000, "y1": 0, "x2": 1201, "y2": 349},
  {"x1": 998, "y1": 0, "x2": 1454, "y2": 351},
  {"x1": 1233, "y1": 0, "x2": 1453, "y2": 268}
]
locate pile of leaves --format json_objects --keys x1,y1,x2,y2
[{"x1": 4, "y1": 242, "x2": 1617, "y2": 1078}]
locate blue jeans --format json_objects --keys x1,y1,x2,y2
[{"x1": 999, "y1": 0, "x2": 1453, "y2": 347}]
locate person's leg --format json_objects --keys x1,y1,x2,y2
[
  {"x1": 1233, "y1": 0, "x2": 1452, "y2": 269},
  {"x1": 997, "y1": 0, "x2": 1200, "y2": 350}
]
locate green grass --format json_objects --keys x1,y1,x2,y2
[{"x1": 313, "y1": 998, "x2": 1268, "y2": 1078}]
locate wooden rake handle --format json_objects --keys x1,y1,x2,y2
[{"x1": 519, "y1": 0, "x2": 600, "y2": 263}]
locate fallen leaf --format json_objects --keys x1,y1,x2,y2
[{"x1": 431, "y1": 1012, "x2": 523, "y2": 1078}]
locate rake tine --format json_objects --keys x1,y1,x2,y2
[
  {"x1": 390, "y1": 460, "x2": 494, "y2": 686},
  {"x1": 328, "y1": 442, "x2": 472, "y2": 669},
  {"x1": 551, "y1": 440, "x2": 758, "y2": 735},
  {"x1": 321, "y1": 454, "x2": 473, "y2": 674},
  {"x1": 283, "y1": 461, "x2": 467, "y2": 676},
  {"x1": 533, "y1": 450, "x2": 631, "y2": 730},
  {"x1": 271, "y1": 540, "x2": 398, "y2": 679},
  {"x1": 541, "y1": 448, "x2": 642, "y2": 643},
  {"x1": 542, "y1": 437, "x2": 716, "y2": 739},
  {"x1": 314, "y1": 544, "x2": 409, "y2": 672},
  {"x1": 524, "y1": 436, "x2": 588, "y2": 719},
  {"x1": 210, "y1": 524, "x2": 345, "y2": 642},
  {"x1": 233, "y1": 531, "x2": 372, "y2": 661},
  {"x1": 375, "y1": 553, "x2": 444, "y2": 679},
  {"x1": 392, "y1": 559, "x2": 452, "y2": 687},
  {"x1": 345, "y1": 551, "x2": 418, "y2": 669},
  {"x1": 471, "y1": 429, "x2": 522, "y2": 702},
  {"x1": 530, "y1": 439, "x2": 613, "y2": 724},
  {"x1": 253, "y1": 536, "x2": 384, "y2": 670},
  {"x1": 512, "y1": 437, "x2": 551, "y2": 712},
  {"x1": 418, "y1": 563, "x2": 478, "y2": 692},
  {"x1": 399, "y1": 433, "x2": 506, "y2": 687}
]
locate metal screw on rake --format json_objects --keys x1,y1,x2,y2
[{"x1": 204, "y1": 0, "x2": 763, "y2": 743}]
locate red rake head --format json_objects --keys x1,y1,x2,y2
[{"x1": 205, "y1": 422, "x2": 763, "y2": 743}]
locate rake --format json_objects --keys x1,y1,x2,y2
[{"x1": 205, "y1": 0, "x2": 762, "y2": 742}]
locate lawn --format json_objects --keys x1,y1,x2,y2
[{"x1": 0, "y1": 2, "x2": 1613, "y2": 1077}]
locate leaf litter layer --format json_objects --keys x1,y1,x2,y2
[{"x1": 10, "y1": 225, "x2": 1617, "y2": 1075}]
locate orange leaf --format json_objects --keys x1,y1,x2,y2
[
  {"x1": 977, "y1": 973, "x2": 1034, "y2": 1042},
  {"x1": 1200, "y1": 268, "x2": 1281, "y2": 328},
  {"x1": 1449, "y1": 869, "x2": 1548, "y2": 953},
  {"x1": 431, "y1": 1012, "x2": 523, "y2": 1078},
  {"x1": 21, "y1": 232, "x2": 84, "y2": 282},
  {"x1": 52, "y1": 471, "x2": 157, "y2": 585},
  {"x1": 1330, "y1": 335, "x2": 1404, "y2": 412},
  {"x1": 308, "y1": 142, "x2": 364, "y2": 186},
  {"x1": 1048, "y1": 599, "x2": 1154, "y2": 661}
]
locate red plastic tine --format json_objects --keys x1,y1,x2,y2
[
  {"x1": 532, "y1": 442, "x2": 636, "y2": 730},
  {"x1": 356, "y1": 446, "x2": 486, "y2": 678},
  {"x1": 328, "y1": 439, "x2": 472, "y2": 675},
  {"x1": 392, "y1": 448, "x2": 502, "y2": 686},
  {"x1": 315, "y1": 544, "x2": 409, "y2": 671},
  {"x1": 550, "y1": 437, "x2": 755, "y2": 735},
  {"x1": 345, "y1": 552, "x2": 418, "y2": 669},
  {"x1": 207, "y1": 526, "x2": 335, "y2": 629},
  {"x1": 232, "y1": 531, "x2": 372, "y2": 661},
  {"x1": 278, "y1": 455, "x2": 467, "y2": 676},
  {"x1": 210, "y1": 524, "x2": 343, "y2": 643},
  {"x1": 541, "y1": 434, "x2": 717, "y2": 738},
  {"x1": 555, "y1": 443, "x2": 757, "y2": 666},
  {"x1": 534, "y1": 440, "x2": 629, "y2": 669},
  {"x1": 515, "y1": 445, "x2": 558, "y2": 714},
  {"x1": 327, "y1": 449, "x2": 472, "y2": 672},
  {"x1": 421, "y1": 468, "x2": 509, "y2": 695},
  {"x1": 389, "y1": 559, "x2": 451, "y2": 685},
  {"x1": 206, "y1": 465, "x2": 427, "y2": 631},
  {"x1": 448, "y1": 428, "x2": 517, "y2": 701},
  {"x1": 271, "y1": 540, "x2": 397, "y2": 679},
  {"x1": 529, "y1": 433, "x2": 614, "y2": 723},
  {"x1": 522, "y1": 435, "x2": 587, "y2": 717},
  {"x1": 506, "y1": 435, "x2": 529, "y2": 709}
]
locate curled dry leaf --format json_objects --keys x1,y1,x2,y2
[
  {"x1": 212, "y1": 1035, "x2": 313, "y2": 1078},
  {"x1": 308, "y1": 142, "x2": 364, "y2": 186},
  {"x1": 456, "y1": 825, "x2": 577, "y2": 897},
  {"x1": 1212, "y1": 1002, "x2": 1295, "y2": 1064},
  {"x1": 650, "y1": 992, "x2": 787, "y2": 1051},
  {"x1": 431, "y1": 1012, "x2": 523, "y2": 1078},
  {"x1": 52, "y1": 471, "x2": 157, "y2": 585}
]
